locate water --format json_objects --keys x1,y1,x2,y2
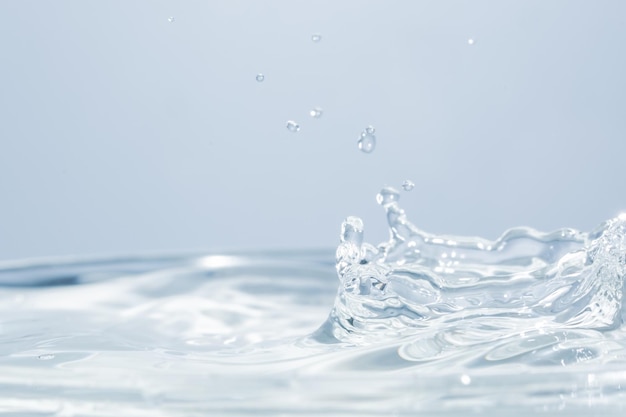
[
  {"x1": 311, "y1": 33, "x2": 322, "y2": 43},
  {"x1": 37, "y1": 354, "x2": 55, "y2": 361},
  {"x1": 286, "y1": 120, "x2": 300, "y2": 132},
  {"x1": 333, "y1": 187, "x2": 626, "y2": 343},
  {"x1": 1, "y1": 188, "x2": 625, "y2": 415},
  {"x1": 358, "y1": 126, "x2": 376, "y2": 153},
  {"x1": 168, "y1": 17, "x2": 175, "y2": 23},
  {"x1": 256, "y1": 73, "x2": 265, "y2": 82},
  {"x1": 309, "y1": 107, "x2": 323, "y2": 118},
  {"x1": 468, "y1": 38, "x2": 475, "y2": 45},
  {"x1": 402, "y1": 179, "x2": 415, "y2": 191}
]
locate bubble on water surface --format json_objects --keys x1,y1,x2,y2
[
  {"x1": 402, "y1": 180, "x2": 415, "y2": 191},
  {"x1": 309, "y1": 107, "x2": 323, "y2": 118},
  {"x1": 256, "y1": 73, "x2": 265, "y2": 82},
  {"x1": 286, "y1": 120, "x2": 300, "y2": 132}
]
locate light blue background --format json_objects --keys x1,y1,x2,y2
[{"x1": 1, "y1": 1, "x2": 625, "y2": 260}]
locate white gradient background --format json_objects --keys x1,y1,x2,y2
[{"x1": 1, "y1": 1, "x2": 625, "y2": 260}]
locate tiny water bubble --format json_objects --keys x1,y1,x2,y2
[
  {"x1": 365, "y1": 125, "x2": 376, "y2": 135},
  {"x1": 38, "y1": 354, "x2": 55, "y2": 361},
  {"x1": 256, "y1": 73, "x2": 265, "y2": 82},
  {"x1": 311, "y1": 33, "x2": 322, "y2": 43},
  {"x1": 309, "y1": 107, "x2": 323, "y2": 118},
  {"x1": 168, "y1": 17, "x2": 175, "y2": 23},
  {"x1": 468, "y1": 38, "x2": 475, "y2": 45},
  {"x1": 402, "y1": 180, "x2": 415, "y2": 191},
  {"x1": 286, "y1": 120, "x2": 300, "y2": 132}
]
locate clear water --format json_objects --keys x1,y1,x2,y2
[
  {"x1": 309, "y1": 107, "x2": 323, "y2": 118},
  {"x1": 358, "y1": 126, "x2": 376, "y2": 153},
  {"x1": 1, "y1": 188, "x2": 626, "y2": 416},
  {"x1": 402, "y1": 180, "x2": 415, "y2": 191},
  {"x1": 286, "y1": 120, "x2": 300, "y2": 132}
]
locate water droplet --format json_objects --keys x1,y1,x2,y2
[
  {"x1": 309, "y1": 107, "x2": 323, "y2": 118},
  {"x1": 286, "y1": 120, "x2": 300, "y2": 132},
  {"x1": 402, "y1": 180, "x2": 415, "y2": 191},
  {"x1": 168, "y1": 17, "x2": 175, "y2": 23},
  {"x1": 38, "y1": 354, "x2": 55, "y2": 361},
  {"x1": 340, "y1": 216, "x2": 364, "y2": 245},
  {"x1": 376, "y1": 187, "x2": 400, "y2": 205},
  {"x1": 256, "y1": 73, "x2": 265, "y2": 82},
  {"x1": 460, "y1": 374, "x2": 472, "y2": 385},
  {"x1": 358, "y1": 126, "x2": 376, "y2": 153},
  {"x1": 468, "y1": 38, "x2": 475, "y2": 45},
  {"x1": 358, "y1": 133, "x2": 376, "y2": 153},
  {"x1": 311, "y1": 33, "x2": 322, "y2": 43}
]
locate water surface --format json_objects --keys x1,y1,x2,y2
[{"x1": 1, "y1": 191, "x2": 626, "y2": 416}]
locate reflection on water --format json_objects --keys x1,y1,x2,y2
[{"x1": 0, "y1": 188, "x2": 625, "y2": 415}]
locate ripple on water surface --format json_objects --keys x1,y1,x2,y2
[{"x1": 0, "y1": 201, "x2": 626, "y2": 415}]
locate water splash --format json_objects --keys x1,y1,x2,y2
[
  {"x1": 330, "y1": 187, "x2": 626, "y2": 351},
  {"x1": 1, "y1": 206, "x2": 626, "y2": 414}
]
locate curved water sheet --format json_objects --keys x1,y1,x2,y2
[
  {"x1": 323, "y1": 187, "x2": 626, "y2": 413},
  {"x1": 331, "y1": 187, "x2": 626, "y2": 341},
  {"x1": 0, "y1": 194, "x2": 626, "y2": 416}
]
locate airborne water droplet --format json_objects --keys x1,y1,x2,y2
[
  {"x1": 402, "y1": 180, "x2": 415, "y2": 191},
  {"x1": 358, "y1": 126, "x2": 376, "y2": 153},
  {"x1": 468, "y1": 38, "x2": 475, "y2": 45},
  {"x1": 311, "y1": 33, "x2": 322, "y2": 43},
  {"x1": 256, "y1": 73, "x2": 265, "y2": 82},
  {"x1": 309, "y1": 107, "x2": 323, "y2": 118},
  {"x1": 358, "y1": 133, "x2": 376, "y2": 153},
  {"x1": 168, "y1": 17, "x2": 175, "y2": 23},
  {"x1": 286, "y1": 120, "x2": 300, "y2": 132},
  {"x1": 376, "y1": 187, "x2": 400, "y2": 205}
]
